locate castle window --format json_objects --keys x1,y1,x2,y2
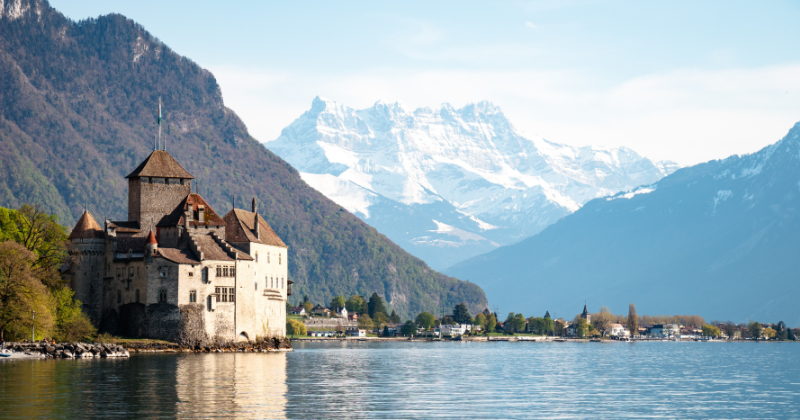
[
  {"x1": 188, "y1": 271, "x2": 194, "y2": 277},
  {"x1": 116, "y1": 268, "x2": 122, "y2": 278},
  {"x1": 135, "y1": 289, "x2": 140, "y2": 303},
  {"x1": 255, "y1": 252, "x2": 258, "y2": 262},
  {"x1": 267, "y1": 253, "x2": 270, "y2": 263},
  {"x1": 216, "y1": 266, "x2": 221, "y2": 277},
  {"x1": 223, "y1": 267, "x2": 229, "y2": 277},
  {"x1": 279, "y1": 254, "x2": 281, "y2": 265},
  {"x1": 255, "y1": 281, "x2": 258, "y2": 291},
  {"x1": 159, "y1": 289, "x2": 167, "y2": 303},
  {"x1": 117, "y1": 290, "x2": 121, "y2": 304},
  {"x1": 160, "y1": 267, "x2": 168, "y2": 277},
  {"x1": 189, "y1": 290, "x2": 197, "y2": 303},
  {"x1": 228, "y1": 288, "x2": 235, "y2": 302},
  {"x1": 128, "y1": 267, "x2": 134, "y2": 278},
  {"x1": 215, "y1": 287, "x2": 221, "y2": 302}
]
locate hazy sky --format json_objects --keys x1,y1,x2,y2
[{"x1": 51, "y1": 1, "x2": 800, "y2": 165}]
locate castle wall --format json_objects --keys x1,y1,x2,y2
[
  {"x1": 68, "y1": 238, "x2": 106, "y2": 325},
  {"x1": 250, "y1": 243, "x2": 288, "y2": 337}
]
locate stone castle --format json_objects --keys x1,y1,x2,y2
[{"x1": 66, "y1": 149, "x2": 290, "y2": 343}]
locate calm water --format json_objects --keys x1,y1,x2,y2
[{"x1": 1, "y1": 341, "x2": 799, "y2": 419}]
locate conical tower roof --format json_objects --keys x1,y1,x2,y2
[
  {"x1": 69, "y1": 211, "x2": 105, "y2": 240},
  {"x1": 146, "y1": 230, "x2": 158, "y2": 245},
  {"x1": 126, "y1": 150, "x2": 194, "y2": 179}
]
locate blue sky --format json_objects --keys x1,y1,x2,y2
[{"x1": 51, "y1": 1, "x2": 800, "y2": 165}]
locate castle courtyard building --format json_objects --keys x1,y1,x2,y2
[{"x1": 66, "y1": 149, "x2": 289, "y2": 343}]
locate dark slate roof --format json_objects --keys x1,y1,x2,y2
[
  {"x1": 157, "y1": 247, "x2": 201, "y2": 264},
  {"x1": 116, "y1": 237, "x2": 146, "y2": 253},
  {"x1": 126, "y1": 150, "x2": 194, "y2": 179},
  {"x1": 157, "y1": 194, "x2": 226, "y2": 228},
  {"x1": 223, "y1": 209, "x2": 287, "y2": 248},
  {"x1": 108, "y1": 221, "x2": 141, "y2": 233},
  {"x1": 68, "y1": 211, "x2": 105, "y2": 240}
]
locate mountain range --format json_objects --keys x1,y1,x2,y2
[
  {"x1": 268, "y1": 97, "x2": 678, "y2": 269},
  {"x1": 446, "y1": 122, "x2": 800, "y2": 325},
  {"x1": 0, "y1": 0, "x2": 487, "y2": 319}
]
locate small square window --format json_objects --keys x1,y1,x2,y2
[{"x1": 188, "y1": 271, "x2": 194, "y2": 277}]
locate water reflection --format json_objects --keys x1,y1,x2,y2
[{"x1": 0, "y1": 352, "x2": 287, "y2": 419}]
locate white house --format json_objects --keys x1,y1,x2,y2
[
  {"x1": 609, "y1": 324, "x2": 630, "y2": 338},
  {"x1": 440, "y1": 324, "x2": 471, "y2": 337},
  {"x1": 334, "y1": 307, "x2": 348, "y2": 318}
]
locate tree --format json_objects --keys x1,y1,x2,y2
[
  {"x1": 504, "y1": 312, "x2": 524, "y2": 334},
  {"x1": 788, "y1": 327, "x2": 797, "y2": 341},
  {"x1": 330, "y1": 295, "x2": 346, "y2": 310},
  {"x1": 543, "y1": 317, "x2": 554, "y2": 336},
  {"x1": 367, "y1": 293, "x2": 387, "y2": 318},
  {"x1": 401, "y1": 320, "x2": 416, "y2": 336},
  {"x1": 593, "y1": 306, "x2": 614, "y2": 337},
  {"x1": 576, "y1": 318, "x2": 589, "y2": 338},
  {"x1": 14, "y1": 205, "x2": 69, "y2": 289},
  {"x1": 416, "y1": 312, "x2": 435, "y2": 329},
  {"x1": 627, "y1": 304, "x2": 638, "y2": 338},
  {"x1": 303, "y1": 295, "x2": 310, "y2": 304},
  {"x1": 442, "y1": 315, "x2": 454, "y2": 325},
  {"x1": 0, "y1": 241, "x2": 54, "y2": 340},
  {"x1": 358, "y1": 314, "x2": 373, "y2": 330},
  {"x1": 373, "y1": 312, "x2": 389, "y2": 330},
  {"x1": 286, "y1": 319, "x2": 306, "y2": 337},
  {"x1": 474, "y1": 313, "x2": 486, "y2": 331},
  {"x1": 453, "y1": 303, "x2": 472, "y2": 324},
  {"x1": 748, "y1": 322, "x2": 763, "y2": 340},
  {"x1": 764, "y1": 327, "x2": 776, "y2": 339},
  {"x1": 485, "y1": 314, "x2": 497, "y2": 334},
  {"x1": 389, "y1": 310, "x2": 401, "y2": 324},
  {"x1": 724, "y1": 323, "x2": 738, "y2": 339},
  {"x1": 303, "y1": 301, "x2": 313, "y2": 313},
  {"x1": 702, "y1": 325, "x2": 721, "y2": 338},
  {"x1": 53, "y1": 288, "x2": 96, "y2": 342},
  {"x1": 345, "y1": 295, "x2": 366, "y2": 314},
  {"x1": 382, "y1": 325, "x2": 390, "y2": 337}
]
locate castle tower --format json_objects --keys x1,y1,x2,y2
[
  {"x1": 126, "y1": 150, "x2": 194, "y2": 232},
  {"x1": 68, "y1": 211, "x2": 106, "y2": 324}
]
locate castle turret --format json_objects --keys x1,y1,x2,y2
[
  {"x1": 68, "y1": 211, "x2": 106, "y2": 324},
  {"x1": 126, "y1": 150, "x2": 194, "y2": 231},
  {"x1": 145, "y1": 230, "x2": 158, "y2": 256}
]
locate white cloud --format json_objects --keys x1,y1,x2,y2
[
  {"x1": 525, "y1": 21, "x2": 537, "y2": 29},
  {"x1": 210, "y1": 63, "x2": 800, "y2": 166}
]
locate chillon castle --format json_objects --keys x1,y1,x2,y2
[{"x1": 66, "y1": 149, "x2": 290, "y2": 343}]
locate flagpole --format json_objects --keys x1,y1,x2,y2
[{"x1": 158, "y1": 97, "x2": 162, "y2": 150}]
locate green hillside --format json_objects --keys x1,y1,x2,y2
[{"x1": 0, "y1": 0, "x2": 487, "y2": 319}]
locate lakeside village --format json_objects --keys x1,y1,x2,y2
[
  {"x1": 289, "y1": 297, "x2": 799, "y2": 342},
  {"x1": 0, "y1": 129, "x2": 797, "y2": 361}
]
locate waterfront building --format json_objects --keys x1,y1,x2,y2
[
  {"x1": 649, "y1": 324, "x2": 680, "y2": 338},
  {"x1": 609, "y1": 323, "x2": 630, "y2": 338},
  {"x1": 66, "y1": 148, "x2": 290, "y2": 343}
]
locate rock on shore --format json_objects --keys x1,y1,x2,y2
[{"x1": 4, "y1": 342, "x2": 130, "y2": 358}]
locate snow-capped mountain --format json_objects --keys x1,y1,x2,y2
[
  {"x1": 446, "y1": 121, "x2": 800, "y2": 325},
  {"x1": 267, "y1": 97, "x2": 677, "y2": 269}
]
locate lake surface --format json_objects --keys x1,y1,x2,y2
[{"x1": 1, "y1": 341, "x2": 799, "y2": 419}]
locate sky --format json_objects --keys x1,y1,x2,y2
[{"x1": 50, "y1": 0, "x2": 800, "y2": 165}]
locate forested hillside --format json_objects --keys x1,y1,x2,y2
[{"x1": 0, "y1": 0, "x2": 487, "y2": 319}]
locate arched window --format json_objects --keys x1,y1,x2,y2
[
  {"x1": 135, "y1": 289, "x2": 140, "y2": 303},
  {"x1": 279, "y1": 253, "x2": 282, "y2": 265},
  {"x1": 255, "y1": 252, "x2": 259, "y2": 262},
  {"x1": 267, "y1": 252, "x2": 270, "y2": 263}
]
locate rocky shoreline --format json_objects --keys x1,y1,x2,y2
[{"x1": 1, "y1": 337, "x2": 293, "y2": 360}]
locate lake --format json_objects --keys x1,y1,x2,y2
[{"x1": 1, "y1": 341, "x2": 799, "y2": 419}]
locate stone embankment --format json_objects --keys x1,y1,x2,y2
[
  {"x1": 3, "y1": 341, "x2": 130, "y2": 359},
  {"x1": 125, "y1": 337, "x2": 293, "y2": 353}
]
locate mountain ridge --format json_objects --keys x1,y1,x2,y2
[{"x1": 268, "y1": 96, "x2": 678, "y2": 269}]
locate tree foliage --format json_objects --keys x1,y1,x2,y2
[
  {"x1": 576, "y1": 318, "x2": 590, "y2": 338},
  {"x1": 701, "y1": 325, "x2": 721, "y2": 337},
  {"x1": 453, "y1": 303, "x2": 472, "y2": 325},
  {"x1": 474, "y1": 313, "x2": 486, "y2": 330},
  {"x1": 357, "y1": 314, "x2": 373, "y2": 330},
  {"x1": 592, "y1": 306, "x2": 614, "y2": 336},
  {"x1": 286, "y1": 319, "x2": 306, "y2": 337},
  {"x1": 485, "y1": 314, "x2": 497, "y2": 334},
  {"x1": 345, "y1": 295, "x2": 366, "y2": 314},
  {"x1": 401, "y1": 320, "x2": 416, "y2": 336},
  {"x1": 627, "y1": 304, "x2": 638, "y2": 337},
  {"x1": 415, "y1": 312, "x2": 435, "y2": 329},
  {"x1": 368, "y1": 293, "x2": 388, "y2": 318},
  {"x1": 748, "y1": 322, "x2": 763, "y2": 339},
  {"x1": 330, "y1": 295, "x2": 346, "y2": 310},
  {"x1": 389, "y1": 310, "x2": 401, "y2": 324}
]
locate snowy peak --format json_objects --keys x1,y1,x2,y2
[{"x1": 267, "y1": 97, "x2": 678, "y2": 269}]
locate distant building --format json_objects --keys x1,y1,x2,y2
[
  {"x1": 334, "y1": 307, "x2": 348, "y2": 318},
  {"x1": 348, "y1": 313, "x2": 358, "y2": 322},
  {"x1": 566, "y1": 323, "x2": 578, "y2": 337},
  {"x1": 290, "y1": 306, "x2": 306, "y2": 316},
  {"x1": 312, "y1": 305, "x2": 331, "y2": 317},
  {"x1": 609, "y1": 324, "x2": 630, "y2": 338},
  {"x1": 650, "y1": 324, "x2": 680, "y2": 338},
  {"x1": 440, "y1": 324, "x2": 471, "y2": 337},
  {"x1": 346, "y1": 328, "x2": 366, "y2": 337},
  {"x1": 580, "y1": 304, "x2": 592, "y2": 323}
]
